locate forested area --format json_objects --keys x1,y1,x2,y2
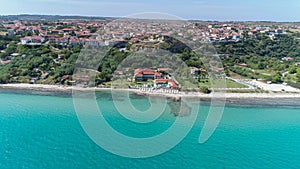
[{"x1": 215, "y1": 34, "x2": 300, "y2": 83}]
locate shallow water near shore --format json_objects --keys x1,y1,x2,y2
[{"x1": 1, "y1": 89, "x2": 300, "y2": 168}]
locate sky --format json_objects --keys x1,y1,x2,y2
[{"x1": 1, "y1": 0, "x2": 300, "y2": 21}]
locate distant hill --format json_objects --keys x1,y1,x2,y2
[
  {"x1": 0, "y1": 14, "x2": 114, "y2": 21},
  {"x1": 1, "y1": 14, "x2": 300, "y2": 24}
]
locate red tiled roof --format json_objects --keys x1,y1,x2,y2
[
  {"x1": 134, "y1": 68, "x2": 156, "y2": 76},
  {"x1": 135, "y1": 73, "x2": 143, "y2": 77},
  {"x1": 155, "y1": 79, "x2": 179, "y2": 89},
  {"x1": 73, "y1": 75, "x2": 89, "y2": 81},
  {"x1": 62, "y1": 75, "x2": 69, "y2": 79},
  {"x1": 200, "y1": 68, "x2": 207, "y2": 72},
  {"x1": 171, "y1": 81, "x2": 179, "y2": 88},
  {"x1": 143, "y1": 68, "x2": 153, "y2": 72},
  {"x1": 155, "y1": 72, "x2": 162, "y2": 77},
  {"x1": 216, "y1": 68, "x2": 224, "y2": 71},
  {"x1": 70, "y1": 39, "x2": 79, "y2": 42},
  {"x1": 134, "y1": 68, "x2": 142, "y2": 74},
  {"x1": 143, "y1": 71, "x2": 155, "y2": 75},
  {"x1": 129, "y1": 38, "x2": 139, "y2": 43},
  {"x1": 155, "y1": 79, "x2": 168, "y2": 83},
  {"x1": 238, "y1": 63, "x2": 248, "y2": 67}
]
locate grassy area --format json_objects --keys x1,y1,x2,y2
[
  {"x1": 228, "y1": 71, "x2": 249, "y2": 79},
  {"x1": 226, "y1": 80, "x2": 248, "y2": 88},
  {"x1": 254, "y1": 69, "x2": 274, "y2": 76},
  {"x1": 283, "y1": 73, "x2": 297, "y2": 82},
  {"x1": 199, "y1": 79, "x2": 248, "y2": 88}
]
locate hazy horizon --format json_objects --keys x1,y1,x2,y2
[
  {"x1": 1, "y1": 0, "x2": 300, "y2": 22},
  {"x1": 1, "y1": 13, "x2": 300, "y2": 23}
]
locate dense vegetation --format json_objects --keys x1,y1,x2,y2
[
  {"x1": 1, "y1": 32, "x2": 300, "y2": 86},
  {"x1": 215, "y1": 34, "x2": 300, "y2": 83},
  {"x1": 0, "y1": 34, "x2": 82, "y2": 84}
]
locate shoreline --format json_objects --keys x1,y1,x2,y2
[{"x1": 1, "y1": 83, "x2": 300, "y2": 99}]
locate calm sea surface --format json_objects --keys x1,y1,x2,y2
[{"x1": 0, "y1": 90, "x2": 300, "y2": 169}]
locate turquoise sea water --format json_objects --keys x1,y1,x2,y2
[{"x1": 1, "y1": 90, "x2": 300, "y2": 169}]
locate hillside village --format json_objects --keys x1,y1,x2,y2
[
  {"x1": 1, "y1": 16, "x2": 300, "y2": 92},
  {"x1": 1, "y1": 19, "x2": 290, "y2": 47}
]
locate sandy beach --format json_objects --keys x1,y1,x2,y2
[{"x1": 1, "y1": 83, "x2": 300, "y2": 99}]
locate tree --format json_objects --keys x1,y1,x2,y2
[
  {"x1": 272, "y1": 72, "x2": 282, "y2": 83},
  {"x1": 5, "y1": 42, "x2": 17, "y2": 55},
  {"x1": 200, "y1": 86, "x2": 211, "y2": 94},
  {"x1": 257, "y1": 62, "x2": 265, "y2": 70},
  {"x1": 90, "y1": 27, "x2": 97, "y2": 33},
  {"x1": 0, "y1": 73, "x2": 9, "y2": 84},
  {"x1": 126, "y1": 44, "x2": 131, "y2": 51},
  {"x1": 296, "y1": 68, "x2": 300, "y2": 82},
  {"x1": 289, "y1": 65, "x2": 298, "y2": 74},
  {"x1": 181, "y1": 48, "x2": 191, "y2": 61}
]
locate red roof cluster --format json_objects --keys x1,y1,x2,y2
[
  {"x1": 134, "y1": 68, "x2": 162, "y2": 77},
  {"x1": 62, "y1": 75, "x2": 70, "y2": 80},
  {"x1": 154, "y1": 79, "x2": 179, "y2": 89}
]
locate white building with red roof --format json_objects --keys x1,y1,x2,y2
[
  {"x1": 134, "y1": 68, "x2": 162, "y2": 82},
  {"x1": 154, "y1": 79, "x2": 179, "y2": 89},
  {"x1": 20, "y1": 36, "x2": 45, "y2": 45}
]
